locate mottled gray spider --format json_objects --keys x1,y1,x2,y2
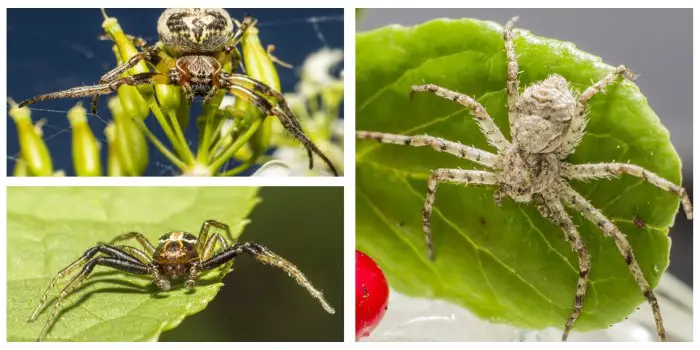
[
  {"x1": 28, "y1": 219, "x2": 335, "y2": 341},
  {"x1": 17, "y1": 8, "x2": 338, "y2": 176},
  {"x1": 357, "y1": 17, "x2": 692, "y2": 341}
]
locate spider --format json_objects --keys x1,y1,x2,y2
[
  {"x1": 28, "y1": 219, "x2": 335, "y2": 342},
  {"x1": 16, "y1": 8, "x2": 339, "y2": 176},
  {"x1": 356, "y1": 17, "x2": 692, "y2": 341}
]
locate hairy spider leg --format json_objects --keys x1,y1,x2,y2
[
  {"x1": 107, "y1": 231, "x2": 158, "y2": 256},
  {"x1": 18, "y1": 72, "x2": 169, "y2": 113},
  {"x1": 557, "y1": 65, "x2": 636, "y2": 158},
  {"x1": 410, "y1": 84, "x2": 512, "y2": 153},
  {"x1": 563, "y1": 163, "x2": 693, "y2": 220},
  {"x1": 28, "y1": 245, "x2": 143, "y2": 323},
  {"x1": 356, "y1": 131, "x2": 500, "y2": 168},
  {"x1": 559, "y1": 181, "x2": 667, "y2": 341},
  {"x1": 196, "y1": 219, "x2": 237, "y2": 259},
  {"x1": 536, "y1": 191, "x2": 591, "y2": 341},
  {"x1": 113, "y1": 245, "x2": 152, "y2": 264},
  {"x1": 224, "y1": 74, "x2": 318, "y2": 172},
  {"x1": 504, "y1": 16, "x2": 520, "y2": 130},
  {"x1": 37, "y1": 257, "x2": 151, "y2": 342},
  {"x1": 225, "y1": 83, "x2": 339, "y2": 176},
  {"x1": 200, "y1": 241, "x2": 335, "y2": 314},
  {"x1": 422, "y1": 169, "x2": 499, "y2": 260}
]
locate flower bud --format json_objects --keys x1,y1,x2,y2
[
  {"x1": 104, "y1": 123, "x2": 126, "y2": 176},
  {"x1": 9, "y1": 101, "x2": 53, "y2": 176},
  {"x1": 108, "y1": 97, "x2": 149, "y2": 176},
  {"x1": 240, "y1": 26, "x2": 281, "y2": 156},
  {"x1": 68, "y1": 103, "x2": 102, "y2": 176}
]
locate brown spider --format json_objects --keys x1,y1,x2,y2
[
  {"x1": 17, "y1": 8, "x2": 338, "y2": 176},
  {"x1": 28, "y1": 219, "x2": 335, "y2": 341}
]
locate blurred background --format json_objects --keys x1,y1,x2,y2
[
  {"x1": 160, "y1": 187, "x2": 343, "y2": 341},
  {"x1": 7, "y1": 8, "x2": 344, "y2": 176},
  {"x1": 357, "y1": 8, "x2": 693, "y2": 288}
]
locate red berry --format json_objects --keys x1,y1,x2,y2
[{"x1": 356, "y1": 249, "x2": 389, "y2": 340}]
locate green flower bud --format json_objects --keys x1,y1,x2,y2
[
  {"x1": 108, "y1": 97, "x2": 149, "y2": 176},
  {"x1": 104, "y1": 123, "x2": 126, "y2": 176},
  {"x1": 68, "y1": 103, "x2": 102, "y2": 176},
  {"x1": 9, "y1": 101, "x2": 53, "y2": 176},
  {"x1": 240, "y1": 26, "x2": 281, "y2": 157}
]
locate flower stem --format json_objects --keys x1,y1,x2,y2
[
  {"x1": 133, "y1": 118, "x2": 186, "y2": 171},
  {"x1": 148, "y1": 100, "x2": 191, "y2": 165},
  {"x1": 218, "y1": 159, "x2": 255, "y2": 176},
  {"x1": 166, "y1": 108, "x2": 195, "y2": 164},
  {"x1": 208, "y1": 117, "x2": 263, "y2": 174}
]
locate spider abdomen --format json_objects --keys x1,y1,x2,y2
[
  {"x1": 514, "y1": 74, "x2": 577, "y2": 153},
  {"x1": 158, "y1": 8, "x2": 234, "y2": 56}
]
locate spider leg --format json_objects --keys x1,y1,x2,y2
[
  {"x1": 106, "y1": 231, "x2": 157, "y2": 256},
  {"x1": 18, "y1": 72, "x2": 167, "y2": 112},
  {"x1": 37, "y1": 257, "x2": 150, "y2": 341},
  {"x1": 559, "y1": 181, "x2": 666, "y2": 341},
  {"x1": 535, "y1": 192, "x2": 591, "y2": 341},
  {"x1": 231, "y1": 16, "x2": 257, "y2": 45},
  {"x1": 504, "y1": 16, "x2": 520, "y2": 130},
  {"x1": 563, "y1": 163, "x2": 693, "y2": 219},
  {"x1": 226, "y1": 84, "x2": 339, "y2": 176},
  {"x1": 201, "y1": 242, "x2": 335, "y2": 314},
  {"x1": 222, "y1": 74, "x2": 316, "y2": 169},
  {"x1": 557, "y1": 65, "x2": 636, "y2": 157},
  {"x1": 96, "y1": 45, "x2": 161, "y2": 86},
  {"x1": 410, "y1": 84, "x2": 511, "y2": 153},
  {"x1": 356, "y1": 131, "x2": 500, "y2": 169},
  {"x1": 113, "y1": 245, "x2": 152, "y2": 264},
  {"x1": 577, "y1": 65, "x2": 636, "y2": 110},
  {"x1": 423, "y1": 169, "x2": 499, "y2": 260},
  {"x1": 195, "y1": 219, "x2": 237, "y2": 256},
  {"x1": 28, "y1": 245, "x2": 144, "y2": 323}
]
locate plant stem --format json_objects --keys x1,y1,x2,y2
[
  {"x1": 208, "y1": 117, "x2": 263, "y2": 174},
  {"x1": 166, "y1": 109, "x2": 195, "y2": 164},
  {"x1": 148, "y1": 100, "x2": 190, "y2": 165},
  {"x1": 196, "y1": 102, "x2": 218, "y2": 163},
  {"x1": 133, "y1": 119, "x2": 187, "y2": 171},
  {"x1": 219, "y1": 159, "x2": 255, "y2": 176}
]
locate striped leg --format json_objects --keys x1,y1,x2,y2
[
  {"x1": 563, "y1": 163, "x2": 693, "y2": 219},
  {"x1": 536, "y1": 192, "x2": 591, "y2": 341},
  {"x1": 356, "y1": 131, "x2": 500, "y2": 168},
  {"x1": 504, "y1": 16, "x2": 520, "y2": 130},
  {"x1": 560, "y1": 181, "x2": 666, "y2": 341},
  {"x1": 423, "y1": 169, "x2": 499, "y2": 260},
  {"x1": 410, "y1": 84, "x2": 511, "y2": 153},
  {"x1": 577, "y1": 65, "x2": 636, "y2": 110}
]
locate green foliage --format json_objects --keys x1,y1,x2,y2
[
  {"x1": 7, "y1": 187, "x2": 260, "y2": 341},
  {"x1": 356, "y1": 18, "x2": 682, "y2": 331}
]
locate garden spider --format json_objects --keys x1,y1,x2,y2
[
  {"x1": 17, "y1": 8, "x2": 338, "y2": 176},
  {"x1": 28, "y1": 219, "x2": 335, "y2": 342},
  {"x1": 357, "y1": 17, "x2": 692, "y2": 341}
]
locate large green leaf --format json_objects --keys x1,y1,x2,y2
[
  {"x1": 356, "y1": 19, "x2": 682, "y2": 332},
  {"x1": 7, "y1": 187, "x2": 260, "y2": 341}
]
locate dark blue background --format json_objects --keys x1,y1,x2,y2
[{"x1": 7, "y1": 8, "x2": 344, "y2": 176}]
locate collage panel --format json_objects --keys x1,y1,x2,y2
[
  {"x1": 7, "y1": 8, "x2": 344, "y2": 177},
  {"x1": 355, "y1": 8, "x2": 692, "y2": 342},
  {"x1": 7, "y1": 186, "x2": 343, "y2": 341}
]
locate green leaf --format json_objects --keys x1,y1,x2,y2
[
  {"x1": 356, "y1": 18, "x2": 682, "y2": 332},
  {"x1": 7, "y1": 187, "x2": 260, "y2": 341}
]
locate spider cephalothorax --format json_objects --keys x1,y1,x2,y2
[
  {"x1": 28, "y1": 220, "x2": 335, "y2": 341},
  {"x1": 17, "y1": 8, "x2": 339, "y2": 176},
  {"x1": 357, "y1": 17, "x2": 692, "y2": 341}
]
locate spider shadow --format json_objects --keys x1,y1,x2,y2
[{"x1": 33, "y1": 271, "x2": 221, "y2": 337}]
